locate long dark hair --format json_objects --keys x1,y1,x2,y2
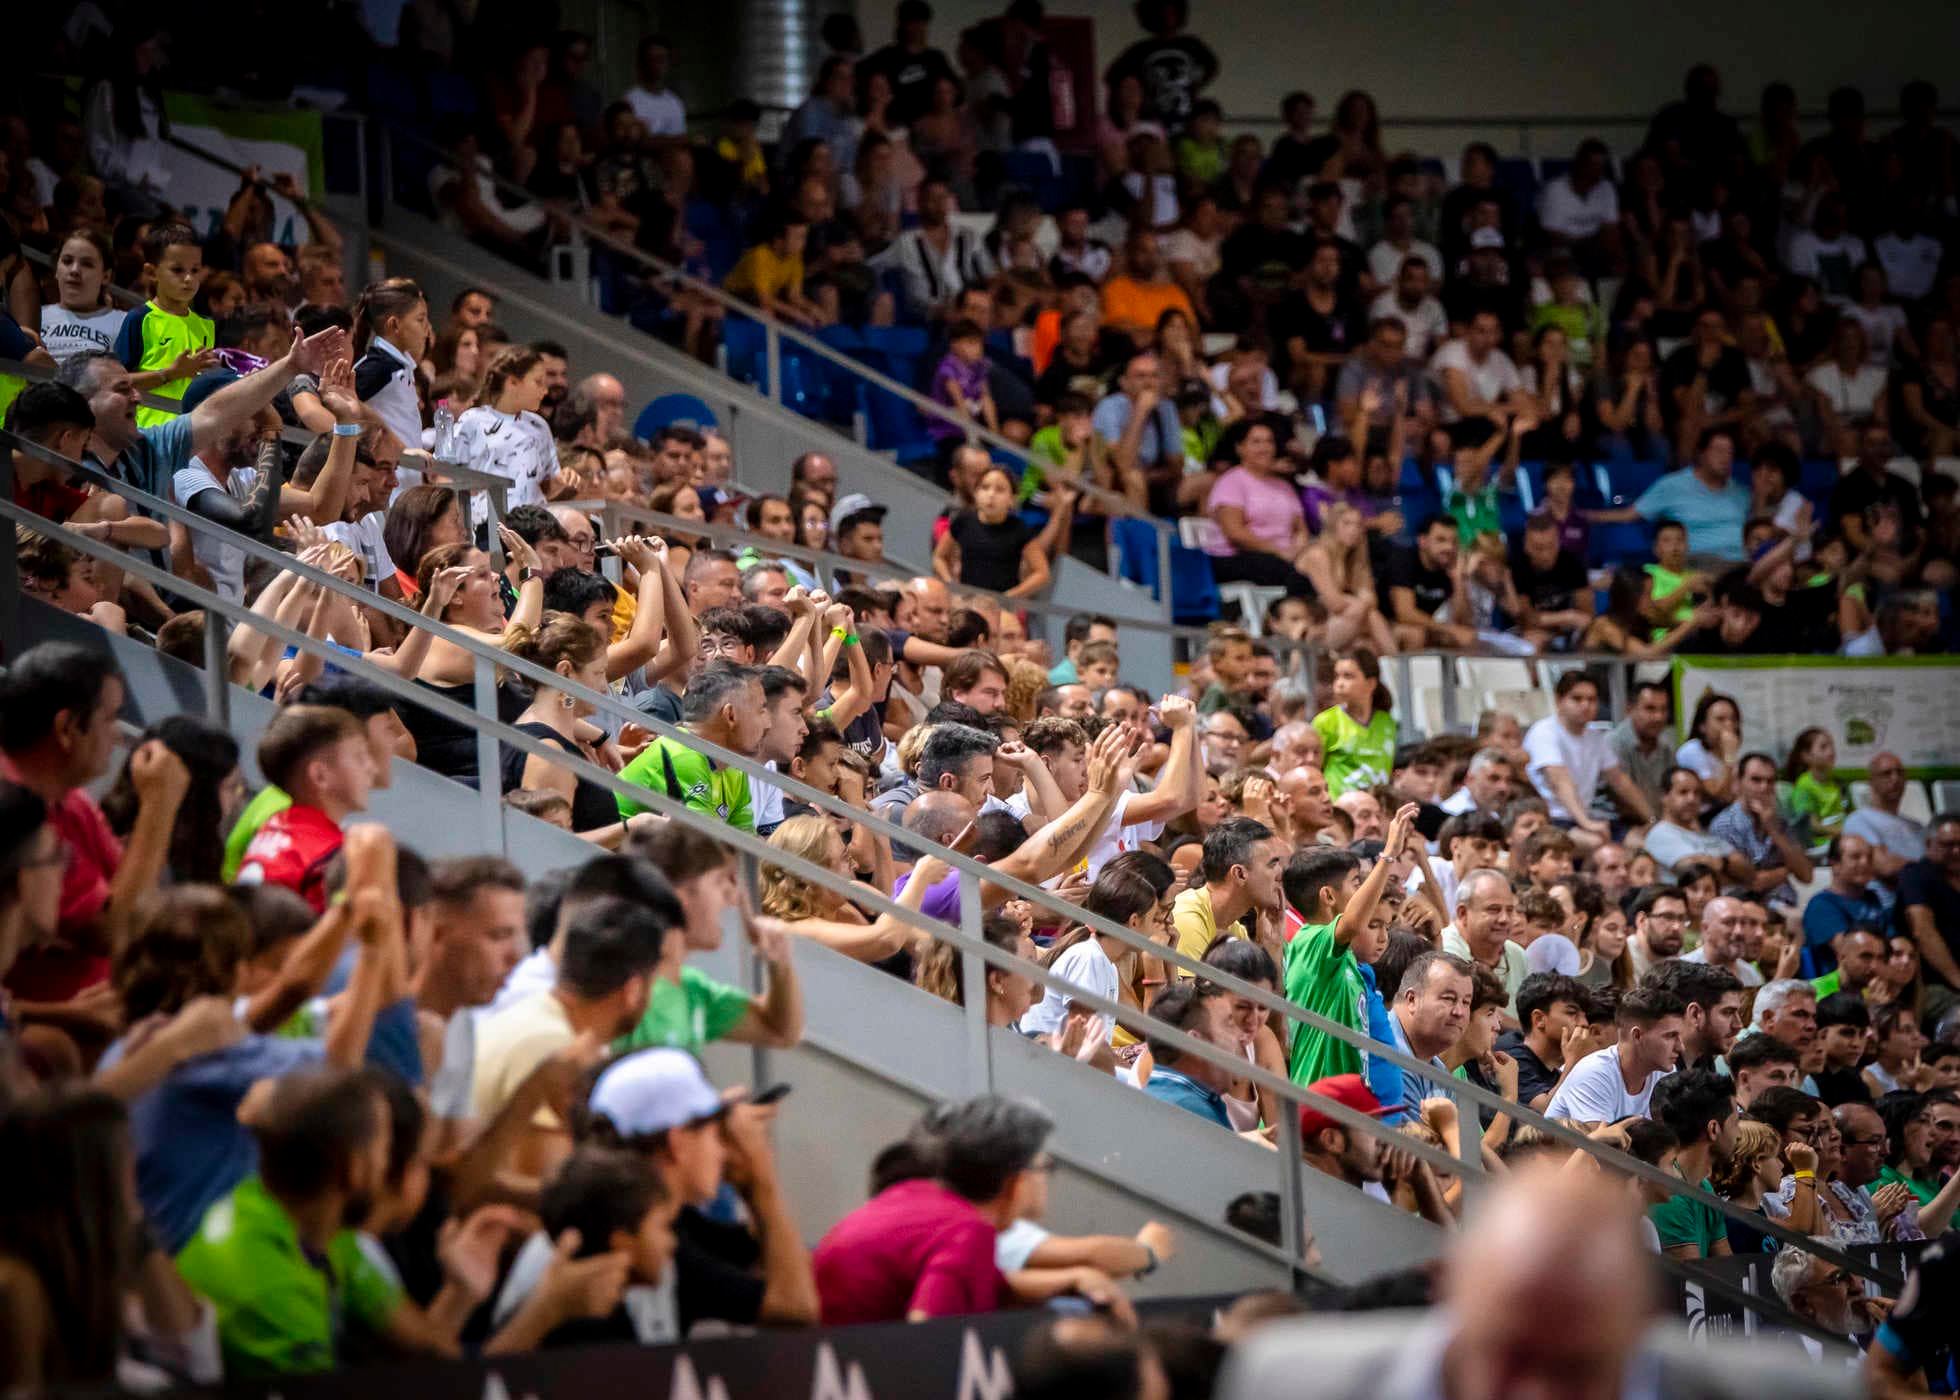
[
  {"x1": 101, "y1": 28, "x2": 169, "y2": 143},
  {"x1": 99, "y1": 716, "x2": 239, "y2": 884},
  {"x1": 0, "y1": 1089, "x2": 134, "y2": 1385}
]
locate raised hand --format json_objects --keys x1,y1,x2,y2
[
  {"x1": 318, "y1": 357, "x2": 362, "y2": 422},
  {"x1": 439, "y1": 1205, "x2": 530, "y2": 1301},
  {"x1": 288, "y1": 323, "x2": 351, "y2": 379},
  {"x1": 1157, "y1": 694, "x2": 1195, "y2": 731},
  {"x1": 498, "y1": 523, "x2": 542, "y2": 575},
  {"x1": 130, "y1": 740, "x2": 191, "y2": 807},
  {"x1": 171, "y1": 347, "x2": 225, "y2": 380}
]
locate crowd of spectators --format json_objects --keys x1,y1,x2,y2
[{"x1": 1, "y1": 9, "x2": 1958, "y2": 1396}]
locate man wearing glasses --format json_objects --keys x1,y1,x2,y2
[
  {"x1": 1626, "y1": 886, "x2": 1689, "y2": 979},
  {"x1": 1834, "y1": 1103, "x2": 1954, "y2": 1242},
  {"x1": 1201, "y1": 711, "x2": 1249, "y2": 777}
]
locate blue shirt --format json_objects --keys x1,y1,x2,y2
[
  {"x1": 108, "y1": 1033, "x2": 324, "y2": 1253},
  {"x1": 87, "y1": 412, "x2": 197, "y2": 501},
  {"x1": 1631, "y1": 469, "x2": 1751, "y2": 561},
  {"x1": 1381, "y1": 1007, "x2": 1450, "y2": 1119},
  {"x1": 1142, "y1": 1065, "x2": 1232, "y2": 1127},
  {"x1": 1800, "y1": 887, "x2": 1890, "y2": 972},
  {"x1": 1710, "y1": 800, "x2": 1796, "y2": 904},
  {"x1": 1091, "y1": 393, "x2": 1183, "y2": 469},
  {"x1": 1357, "y1": 963, "x2": 1405, "y2": 1113}
]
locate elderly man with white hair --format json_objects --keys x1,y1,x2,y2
[
  {"x1": 1440, "y1": 746, "x2": 1514, "y2": 816},
  {"x1": 1721, "y1": 978, "x2": 1822, "y2": 1095},
  {"x1": 1771, "y1": 1247, "x2": 1892, "y2": 1361}
]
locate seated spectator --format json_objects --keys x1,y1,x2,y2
[
  {"x1": 876, "y1": 177, "x2": 987, "y2": 321},
  {"x1": 1536, "y1": 139, "x2": 1623, "y2": 273},
  {"x1": 1100, "y1": 230, "x2": 1197, "y2": 348},
  {"x1": 1387, "y1": 514, "x2": 1474, "y2": 651},
  {"x1": 1522, "y1": 673, "x2": 1652, "y2": 853},
  {"x1": 1645, "y1": 766, "x2": 1749, "y2": 883},
  {"x1": 1843, "y1": 752, "x2": 1924, "y2": 876},
  {"x1": 1378, "y1": 949, "x2": 1476, "y2": 1117},
  {"x1": 1203, "y1": 416, "x2": 1316, "y2": 598},
  {"x1": 725, "y1": 215, "x2": 829, "y2": 330},
  {"x1": 1298, "y1": 502, "x2": 1396, "y2": 653},
  {"x1": 1621, "y1": 428, "x2": 1751, "y2": 564},
  {"x1": 1139, "y1": 980, "x2": 1237, "y2": 1125},
  {"x1": 1094, "y1": 352, "x2": 1184, "y2": 510},
  {"x1": 1369, "y1": 257, "x2": 1448, "y2": 364},
  {"x1": 1430, "y1": 311, "x2": 1527, "y2": 445},
  {"x1": 812, "y1": 1095, "x2": 1057, "y2": 1323},
  {"x1": 1644, "y1": 1068, "x2": 1736, "y2": 1260},
  {"x1": 1709, "y1": 752, "x2": 1815, "y2": 910},
  {"x1": 1545, "y1": 986, "x2": 1685, "y2": 1126}
]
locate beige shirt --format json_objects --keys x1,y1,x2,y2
[{"x1": 470, "y1": 989, "x2": 572, "y2": 1123}]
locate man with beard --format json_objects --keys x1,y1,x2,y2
[
  {"x1": 1299, "y1": 1073, "x2": 1450, "y2": 1223},
  {"x1": 1627, "y1": 885, "x2": 1690, "y2": 977},
  {"x1": 1772, "y1": 1246, "x2": 1895, "y2": 1361}
]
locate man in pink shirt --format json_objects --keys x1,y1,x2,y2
[{"x1": 813, "y1": 1095, "x2": 1052, "y2": 1323}]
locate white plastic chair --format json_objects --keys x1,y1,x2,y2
[
  {"x1": 1934, "y1": 780, "x2": 1960, "y2": 815},
  {"x1": 1177, "y1": 518, "x2": 1283, "y2": 635}
]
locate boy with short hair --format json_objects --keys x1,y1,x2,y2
[
  {"x1": 237, "y1": 705, "x2": 378, "y2": 911},
  {"x1": 1283, "y1": 804, "x2": 1419, "y2": 1089},
  {"x1": 1644, "y1": 519, "x2": 1701, "y2": 627},
  {"x1": 115, "y1": 221, "x2": 219, "y2": 428},
  {"x1": 1075, "y1": 639, "x2": 1121, "y2": 690},
  {"x1": 1514, "y1": 889, "x2": 1565, "y2": 948},
  {"x1": 1197, "y1": 627, "x2": 1253, "y2": 713}
]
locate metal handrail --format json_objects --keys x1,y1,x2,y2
[
  {"x1": 167, "y1": 125, "x2": 1163, "y2": 539},
  {"x1": 0, "y1": 427, "x2": 1901, "y2": 1311}
]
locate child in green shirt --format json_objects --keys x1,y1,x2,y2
[
  {"x1": 114, "y1": 220, "x2": 219, "y2": 427},
  {"x1": 1173, "y1": 101, "x2": 1228, "y2": 187},
  {"x1": 1312, "y1": 650, "x2": 1398, "y2": 797},
  {"x1": 1784, "y1": 726, "x2": 1849, "y2": 846}
]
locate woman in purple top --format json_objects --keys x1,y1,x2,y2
[
  {"x1": 1538, "y1": 459, "x2": 1591, "y2": 561},
  {"x1": 929, "y1": 318, "x2": 998, "y2": 450},
  {"x1": 1205, "y1": 416, "x2": 1318, "y2": 597},
  {"x1": 1299, "y1": 433, "x2": 1368, "y2": 532}
]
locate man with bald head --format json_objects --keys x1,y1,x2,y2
[
  {"x1": 1279, "y1": 766, "x2": 1334, "y2": 844},
  {"x1": 1335, "y1": 788, "x2": 1386, "y2": 843},
  {"x1": 1832, "y1": 1102, "x2": 1942, "y2": 1242},
  {"x1": 1842, "y1": 751, "x2": 1924, "y2": 878},
  {"x1": 1268, "y1": 721, "x2": 1320, "y2": 776},
  {"x1": 1224, "y1": 1161, "x2": 1852, "y2": 1400},
  {"x1": 1036, "y1": 684, "x2": 1095, "y2": 720},
  {"x1": 1681, "y1": 895, "x2": 1764, "y2": 987},
  {"x1": 790, "y1": 451, "x2": 838, "y2": 505},
  {"x1": 559, "y1": 373, "x2": 626, "y2": 447}
]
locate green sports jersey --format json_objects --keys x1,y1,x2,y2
[
  {"x1": 175, "y1": 1176, "x2": 401, "y2": 1378},
  {"x1": 617, "y1": 734, "x2": 753, "y2": 830},
  {"x1": 614, "y1": 964, "x2": 755, "y2": 1056},
  {"x1": 223, "y1": 785, "x2": 294, "y2": 882},
  {"x1": 1790, "y1": 772, "x2": 1850, "y2": 842},
  {"x1": 1312, "y1": 704, "x2": 1397, "y2": 798},
  {"x1": 1644, "y1": 562, "x2": 1697, "y2": 629},
  {"x1": 115, "y1": 300, "x2": 215, "y2": 428},
  {"x1": 1648, "y1": 1175, "x2": 1725, "y2": 1257},
  {"x1": 1285, "y1": 917, "x2": 1368, "y2": 1086}
]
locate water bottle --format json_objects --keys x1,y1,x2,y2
[{"x1": 431, "y1": 404, "x2": 456, "y2": 464}]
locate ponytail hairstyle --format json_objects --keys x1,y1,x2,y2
[
  {"x1": 352, "y1": 277, "x2": 427, "y2": 357},
  {"x1": 471, "y1": 345, "x2": 545, "y2": 411},
  {"x1": 1343, "y1": 646, "x2": 1393, "y2": 714},
  {"x1": 1041, "y1": 863, "x2": 1160, "y2": 967},
  {"x1": 503, "y1": 609, "x2": 607, "y2": 676},
  {"x1": 916, "y1": 912, "x2": 1026, "y2": 1006}
]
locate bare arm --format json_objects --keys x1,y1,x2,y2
[
  {"x1": 1908, "y1": 905, "x2": 1960, "y2": 989},
  {"x1": 1007, "y1": 536, "x2": 1052, "y2": 598},
  {"x1": 1121, "y1": 697, "x2": 1201, "y2": 827},
  {"x1": 723, "y1": 910, "x2": 805, "y2": 1048}
]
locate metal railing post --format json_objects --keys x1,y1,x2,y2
[
  {"x1": 201, "y1": 610, "x2": 230, "y2": 727},
  {"x1": 1606, "y1": 661, "x2": 1628, "y2": 723},
  {"x1": 958, "y1": 871, "x2": 993, "y2": 1096},
  {"x1": 1155, "y1": 521, "x2": 1174, "y2": 627},
  {"x1": 0, "y1": 446, "x2": 15, "y2": 660},
  {"x1": 472, "y1": 653, "x2": 504, "y2": 854},
  {"x1": 764, "y1": 319, "x2": 782, "y2": 405},
  {"x1": 1276, "y1": 1105, "x2": 1307, "y2": 1291},
  {"x1": 735, "y1": 849, "x2": 772, "y2": 1090}
]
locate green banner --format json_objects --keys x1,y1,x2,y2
[{"x1": 1671, "y1": 654, "x2": 1960, "y2": 780}]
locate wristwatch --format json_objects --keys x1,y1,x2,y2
[{"x1": 1138, "y1": 1243, "x2": 1160, "y2": 1277}]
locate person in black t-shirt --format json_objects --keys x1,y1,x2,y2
[
  {"x1": 1509, "y1": 514, "x2": 1595, "y2": 651},
  {"x1": 1745, "y1": 534, "x2": 1841, "y2": 654},
  {"x1": 933, "y1": 464, "x2": 1069, "y2": 597},
  {"x1": 1829, "y1": 424, "x2": 1924, "y2": 553},
  {"x1": 1387, "y1": 515, "x2": 1474, "y2": 649},
  {"x1": 856, "y1": 0, "x2": 961, "y2": 127},
  {"x1": 1271, "y1": 240, "x2": 1364, "y2": 404},
  {"x1": 1495, "y1": 972, "x2": 1593, "y2": 1112},
  {"x1": 1102, "y1": 0, "x2": 1218, "y2": 132},
  {"x1": 1658, "y1": 307, "x2": 1752, "y2": 440}
]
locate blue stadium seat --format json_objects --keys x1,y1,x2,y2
[
  {"x1": 1494, "y1": 157, "x2": 1541, "y2": 211},
  {"x1": 856, "y1": 382, "x2": 938, "y2": 465},
  {"x1": 1589, "y1": 519, "x2": 1654, "y2": 569},
  {"x1": 1497, "y1": 488, "x2": 1530, "y2": 537},
  {"x1": 1798, "y1": 457, "x2": 1841, "y2": 505},
  {"x1": 720, "y1": 317, "x2": 768, "y2": 391},
  {"x1": 633, "y1": 394, "x2": 718, "y2": 440},
  {"x1": 427, "y1": 71, "x2": 478, "y2": 120},
  {"x1": 1599, "y1": 457, "x2": 1665, "y2": 505},
  {"x1": 1111, "y1": 518, "x2": 1161, "y2": 592},
  {"x1": 1170, "y1": 547, "x2": 1221, "y2": 624}
]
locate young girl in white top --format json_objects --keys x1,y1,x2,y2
[
  {"x1": 39, "y1": 228, "x2": 126, "y2": 365},
  {"x1": 450, "y1": 345, "x2": 564, "y2": 527}
]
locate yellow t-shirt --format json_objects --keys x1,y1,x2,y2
[
  {"x1": 725, "y1": 244, "x2": 805, "y2": 303},
  {"x1": 1171, "y1": 884, "x2": 1246, "y2": 972}
]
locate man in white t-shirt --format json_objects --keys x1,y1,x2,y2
[
  {"x1": 1536, "y1": 140, "x2": 1621, "y2": 247},
  {"x1": 1522, "y1": 673, "x2": 1652, "y2": 854},
  {"x1": 1365, "y1": 195, "x2": 1443, "y2": 289},
  {"x1": 1018, "y1": 695, "x2": 1202, "y2": 882},
  {"x1": 1368, "y1": 259, "x2": 1449, "y2": 363},
  {"x1": 622, "y1": 36, "x2": 687, "y2": 137},
  {"x1": 1429, "y1": 310, "x2": 1528, "y2": 430},
  {"x1": 1544, "y1": 986, "x2": 1685, "y2": 1126}
]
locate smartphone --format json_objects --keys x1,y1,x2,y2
[{"x1": 749, "y1": 1082, "x2": 793, "y2": 1107}]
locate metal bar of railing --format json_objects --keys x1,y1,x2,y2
[
  {"x1": 0, "y1": 513, "x2": 1887, "y2": 1344},
  {"x1": 0, "y1": 432, "x2": 1894, "y2": 1299}
]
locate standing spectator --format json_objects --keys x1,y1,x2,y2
[
  {"x1": 1709, "y1": 753, "x2": 1815, "y2": 909},
  {"x1": 350, "y1": 279, "x2": 430, "y2": 459},
  {"x1": 859, "y1": 0, "x2": 960, "y2": 128},
  {"x1": 1103, "y1": 0, "x2": 1217, "y2": 131},
  {"x1": 1523, "y1": 673, "x2": 1652, "y2": 852},
  {"x1": 236, "y1": 707, "x2": 377, "y2": 913},
  {"x1": 933, "y1": 465, "x2": 1063, "y2": 598},
  {"x1": 622, "y1": 37, "x2": 686, "y2": 139},
  {"x1": 1545, "y1": 986, "x2": 1685, "y2": 1126},
  {"x1": 1312, "y1": 650, "x2": 1396, "y2": 799},
  {"x1": 113, "y1": 222, "x2": 218, "y2": 430}
]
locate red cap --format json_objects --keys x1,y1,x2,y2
[{"x1": 1297, "y1": 1073, "x2": 1393, "y2": 1140}]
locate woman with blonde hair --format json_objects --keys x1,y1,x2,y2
[
  {"x1": 915, "y1": 911, "x2": 1039, "y2": 1027},
  {"x1": 763, "y1": 815, "x2": 940, "y2": 966},
  {"x1": 1297, "y1": 501, "x2": 1395, "y2": 652},
  {"x1": 1002, "y1": 655, "x2": 1049, "y2": 723}
]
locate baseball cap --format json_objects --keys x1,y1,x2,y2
[
  {"x1": 1525, "y1": 932, "x2": 1581, "y2": 976},
  {"x1": 587, "y1": 1048, "x2": 727, "y2": 1136},
  {"x1": 1469, "y1": 227, "x2": 1506, "y2": 251},
  {"x1": 1296, "y1": 1073, "x2": 1394, "y2": 1140},
  {"x1": 830, "y1": 491, "x2": 888, "y2": 536}
]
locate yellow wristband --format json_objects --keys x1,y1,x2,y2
[
  {"x1": 1793, "y1": 1170, "x2": 1816, "y2": 1181},
  {"x1": 830, "y1": 626, "x2": 848, "y2": 639}
]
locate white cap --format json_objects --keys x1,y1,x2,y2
[
  {"x1": 588, "y1": 1049, "x2": 724, "y2": 1136},
  {"x1": 830, "y1": 492, "x2": 887, "y2": 536},
  {"x1": 1469, "y1": 226, "x2": 1506, "y2": 251},
  {"x1": 1524, "y1": 933, "x2": 1581, "y2": 976}
]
